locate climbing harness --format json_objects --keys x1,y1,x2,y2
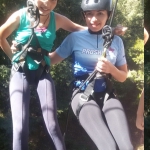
[{"x1": 11, "y1": 0, "x2": 49, "y2": 85}]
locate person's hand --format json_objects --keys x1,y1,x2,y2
[
  {"x1": 136, "y1": 115, "x2": 144, "y2": 131},
  {"x1": 11, "y1": 40, "x2": 19, "y2": 54},
  {"x1": 113, "y1": 24, "x2": 128, "y2": 36},
  {"x1": 96, "y1": 57, "x2": 113, "y2": 74}
]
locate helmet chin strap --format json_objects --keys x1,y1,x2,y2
[
  {"x1": 88, "y1": 29, "x2": 102, "y2": 48},
  {"x1": 88, "y1": 29, "x2": 102, "y2": 34}
]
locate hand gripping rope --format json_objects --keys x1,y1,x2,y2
[{"x1": 102, "y1": 25, "x2": 113, "y2": 57}]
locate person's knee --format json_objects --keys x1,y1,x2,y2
[
  {"x1": 13, "y1": 122, "x2": 28, "y2": 137},
  {"x1": 14, "y1": 125, "x2": 22, "y2": 135},
  {"x1": 46, "y1": 120, "x2": 58, "y2": 133},
  {"x1": 103, "y1": 98, "x2": 123, "y2": 113},
  {"x1": 118, "y1": 143, "x2": 133, "y2": 150},
  {"x1": 78, "y1": 100, "x2": 102, "y2": 125}
]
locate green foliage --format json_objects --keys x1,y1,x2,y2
[
  {"x1": 0, "y1": 65, "x2": 12, "y2": 149},
  {"x1": 127, "y1": 38, "x2": 144, "y2": 87},
  {"x1": 51, "y1": 59, "x2": 73, "y2": 110},
  {"x1": 129, "y1": 39, "x2": 144, "y2": 66},
  {"x1": 145, "y1": 0, "x2": 150, "y2": 149}
]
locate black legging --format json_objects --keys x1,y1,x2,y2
[
  {"x1": 9, "y1": 70, "x2": 66, "y2": 150},
  {"x1": 71, "y1": 92, "x2": 133, "y2": 150}
]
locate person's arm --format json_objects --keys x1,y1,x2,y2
[
  {"x1": 135, "y1": 28, "x2": 148, "y2": 130},
  {"x1": 96, "y1": 57, "x2": 128, "y2": 82},
  {"x1": 55, "y1": 13, "x2": 87, "y2": 32},
  {"x1": 136, "y1": 89, "x2": 144, "y2": 130},
  {"x1": 135, "y1": 28, "x2": 147, "y2": 130},
  {"x1": 144, "y1": 28, "x2": 149, "y2": 44},
  {"x1": 49, "y1": 51, "x2": 64, "y2": 65},
  {"x1": 0, "y1": 11, "x2": 20, "y2": 60},
  {"x1": 113, "y1": 24, "x2": 128, "y2": 36}
]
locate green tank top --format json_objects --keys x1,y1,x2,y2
[{"x1": 13, "y1": 8, "x2": 56, "y2": 70}]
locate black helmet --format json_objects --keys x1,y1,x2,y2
[{"x1": 81, "y1": 0, "x2": 112, "y2": 12}]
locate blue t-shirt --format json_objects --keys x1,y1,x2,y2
[{"x1": 56, "y1": 29, "x2": 126, "y2": 77}]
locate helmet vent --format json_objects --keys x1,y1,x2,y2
[
  {"x1": 81, "y1": 0, "x2": 112, "y2": 12},
  {"x1": 94, "y1": 0, "x2": 98, "y2": 3},
  {"x1": 86, "y1": 0, "x2": 89, "y2": 4}
]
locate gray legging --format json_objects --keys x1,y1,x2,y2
[
  {"x1": 9, "y1": 70, "x2": 66, "y2": 150},
  {"x1": 71, "y1": 92, "x2": 134, "y2": 150}
]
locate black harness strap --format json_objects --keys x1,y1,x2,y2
[
  {"x1": 29, "y1": 30, "x2": 50, "y2": 81},
  {"x1": 10, "y1": 29, "x2": 35, "y2": 78},
  {"x1": 23, "y1": 30, "x2": 49, "y2": 84},
  {"x1": 14, "y1": 29, "x2": 35, "y2": 62},
  {"x1": 104, "y1": 75, "x2": 113, "y2": 103},
  {"x1": 76, "y1": 79, "x2": 95, "y2": 117}
]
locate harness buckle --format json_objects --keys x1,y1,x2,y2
[
  {"x1": 40, "y1": 60, "x2": 50, "y2": 73},
  {"x1": 12, "y1": 63, "x2": 20, "y2": 71},
  {"x1": 80, "y1": 93, "x2": 90, "y2": 102},
  {"x1": 46, "y1": 67, "x2": 49, "y2": 73}
]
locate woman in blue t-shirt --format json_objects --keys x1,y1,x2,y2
[{"x1": 50, "y1": 0, "x2": 133, "y2": 149}]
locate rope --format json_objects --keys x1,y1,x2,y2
[
  {"x1": 102, "y1": 25, "x2": 113, "y2": 57},
  {"x1": 27, "y1": 0, "x2": 40, "y2": 28}
]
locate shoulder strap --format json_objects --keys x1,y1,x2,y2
[{"x1": 14, "y1": 28, "x2": 35, "y2": 62}]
